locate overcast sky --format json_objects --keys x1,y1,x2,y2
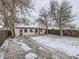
[{"x1": 31, "y1": 0, "x2": 79, "y2": 26}]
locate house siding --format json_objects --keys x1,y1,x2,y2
[
  {"x1": 15, "y1": 28, "x2": 46, "y2": 37},
  {"x1": 15, "y1": 28, "x2": 20, "y2": 36}
]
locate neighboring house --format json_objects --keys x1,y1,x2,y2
[{"x1": 15, "y1": 24, "x2": 47, "y2": 36}]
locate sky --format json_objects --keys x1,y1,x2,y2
[
  {"x1": 31, "y1": 0, "x2": 79, "y2": 26},
  {"x1": 67, "y1": 0, "x2": 79, "y2": 26}
]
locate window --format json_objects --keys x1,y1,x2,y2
[
  {"x1": 41, "y1": 29, "x2": 42, "y2": 32},
  {"x1": 25, "y1": 29, "x2": 27, "y2": 32},
  {"x1": 20, "y1": 29, "x2": 23, "y2": 36},
  {"x1": 35, "y1": 29, "x2": 37, "y2": 33},
  {"x1": 30, "y1": 29, "x2": 33, "y2": 32}
]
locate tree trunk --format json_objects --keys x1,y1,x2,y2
[
  {"x1": 10, "y1": 23, "x2": 15, "y2": 38},
  {"x1": 11, "y1": 28, "x2": 15, "y2": 38},
  {"x1": 10, "y1": 13, "x2": 15, "y2": 38},
  {"x1": 46, "y1": 26, "x2": 48, "y2": 35},
  {"x1": 45, "y1": 20, "x2": 48, "y2": 35},
  {"x1": 60, "y1": 26, "x2": 63, "y2": 36}
]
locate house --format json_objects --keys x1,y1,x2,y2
[{"x1": 15, "y1": 24, "x2": 47, "y2": 36}]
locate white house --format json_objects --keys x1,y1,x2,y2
[{"x1": 15, "y1": 24, "x2": 47, "y2": 36}]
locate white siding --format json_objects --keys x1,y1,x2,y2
[
  {"x1": 15, "y1": 28, "x2": 20, "y2": 37},
  {"x1": 40, "y1": 29, "x2": 46, "y2": 34},
  {"x1": 23, "y1": 29, "x2": 36, "y2": 36},
  {"x1": 15, "y1": 28, "x2": 46, "y2": 37}
]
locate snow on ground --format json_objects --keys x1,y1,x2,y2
[
  {"x1": 32, "y1": 34, "x2": 79, "y2": 58},
  {"x1": 0, "y1": 39, "x2": 9, "y2": 59},
  {"x1": 25, "y1": 53, "x2": 38, "y2": 59},
  {"x1": 0, "y1": 38, "x2": 31, "y2": 59},
  {"x1": 0, "y1": 37, "x2": 41, "y2": 59},
  {"x1": 11, "y1": 39, "x2": 31, "y2": 52},
  {"x1": 3, "y1": 38, "x2": 32, "y2": 59}
]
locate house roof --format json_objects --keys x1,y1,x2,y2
[
  {"x1": 15, "y1": 24, "x2": 78, "y2": 30},
  {"x1": 15, "y1": 24, "x2": 48, "y2": 29}
]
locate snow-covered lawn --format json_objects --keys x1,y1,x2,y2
[
  {"x1": 32, "y1": 34, "x2": 79, "y2": 58},
  {"x1": 1, "y1": 35, "x2": 79, "y2": 59}
]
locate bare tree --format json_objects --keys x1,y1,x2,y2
[
  {"x1": 37, "y1": 8, "x2": 50, "y2": 35},
  {"x1": 50, "y1": 0, "x2": 74, "y2": 36},
  {"x1": 0, "y1": 0, "x2": 32, "y2": 38},
  {"x1": 22, "y1": 17, "x2": 30, "y2": 25}
]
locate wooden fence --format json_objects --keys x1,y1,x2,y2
[
  {"x1": 48, "y1": 29, "x2": 79, "y2": 37},
  {"x1": 0, "y1": 30, "x2": 11, "y2": 47}
]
